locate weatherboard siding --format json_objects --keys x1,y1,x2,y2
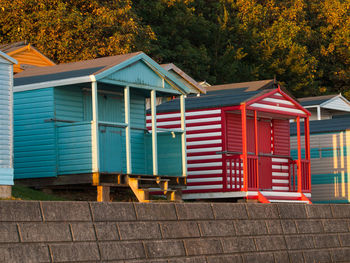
[
  {"x1": 0, "y1": 60, "x2": 13, "y2": 184},
  {"x1": 14, "y1": 88, "x2": 57, "y2": 179},
  {"x1": 104, "y1": 60, "x2": 173, "y2": 91},
  {"x1": 147, "y1": 108, "x2": 224, "y2": 189},
  {"x1": 291, "y1": 131, "x2": 350, "y2": 203}
]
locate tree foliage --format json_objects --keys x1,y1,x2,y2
[
  {"x1": 0, "y1": 0, "x2": 154, "y2": 63},
  {"x1": 0, "y1": 0, "x2": 349, "y2": 98}
]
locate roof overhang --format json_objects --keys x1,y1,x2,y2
[
  {"x1": 0, "y1": 50, "x2": 17, "y2": 64},
  {"x1": 14, "y1": 52, "x2": 191, "y2": 95}
]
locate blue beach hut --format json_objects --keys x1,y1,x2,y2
[
  {"x1": 13, "y1": 52, "x2": 190, "y2": 202},
  {"x1": 0, "y1": 51, "x2": 17, "y2": 198}
]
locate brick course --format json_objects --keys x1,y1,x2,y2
[{"x1": 1, "y1": 201, "x2": 350, "y2": 262}]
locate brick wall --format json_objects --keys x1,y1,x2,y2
[{"x1": 0, "y1": 201, "x2": 350, "y2": 262}]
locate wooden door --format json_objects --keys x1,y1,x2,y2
[{"x1": 258, "y1": 120, "x2": 273, "y2": 189}]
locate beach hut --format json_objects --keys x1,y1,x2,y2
[
  {"x1": 13, "y1": 52, "x2": 190, "y2": 202},
  {"x1": 299, "y1": 94, "x2": 350, "y2": 121},
  {"x1": 291, "y1": 117, "x2": 350, "y2": 203},
  {"x1": 0, "y1": 51, "x2": 17, "y2": 198},
  {"x1": 151, "y1": 85, "x2": 312, "y2": 203},
  {"x1": 0, "y1": 41, "x2": 55, "y2": 73}
]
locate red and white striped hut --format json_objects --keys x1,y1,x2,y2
[{"x1": 147, "y1": 85, "x2": 312, "y2": 203}]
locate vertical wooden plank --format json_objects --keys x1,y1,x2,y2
[
  {"x1": 305, "y1": 117, "x2": 311, "y2": 191},
  {"x1": 180, "y1": 94, "x2": 187, "y2": 177},
  {"x1": 241, "y1": 104, "x2": 248, "y2": 191},
  {"x1": 151, "y1": 90, "x2": 158, "y2": 175},
  {"x1": 124, "y1": 86, "x2": 132, "y2": 174},
  {"x1": 91, "y1": 80, "x2": 99, "y2": 173},
  {"x1": 254, "y1": 110, "x2": 259, "y2": 189},
  {"x1": 297, "y1": 116, "x2": 302, "y2": 192}
]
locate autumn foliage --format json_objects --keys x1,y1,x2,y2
[{"x1": 0, "y1": 0, "x2": 349, "y2": 98}]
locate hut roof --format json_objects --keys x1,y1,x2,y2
[
  {"x1": 298, "y1": 94, "x2": 339, "y2": 107},
  {"x1": 290, "y1": 116, "x2": 350, "y2": 135},
  {"x1": 14, "y1": 52, "x2": 141, "y2": 86},
  {"x1": 154, "y1": 88, "x2": 263, "y2": 113},
  {"x1": 205, "y1": 79, "x2": 275, "y2": 92},
  {"x1": 161, "y1": 63, "x2": 206, "y2": 94}
]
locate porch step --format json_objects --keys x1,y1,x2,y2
[
  {"x1": 248, "y1": 191, "x2": 312, "y2": 204},
  {"x1": 127, "y1": 177, "x2": 182, "y2": 202}
]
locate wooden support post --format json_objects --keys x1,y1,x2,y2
[
  {"x1": 151, "y1": 90, "x2": 158, "y2": 175},
  {"x1": 97, "y1": 186, "x2": 110, "y2": 202},
  {"x1": 305, "y1": 116, "x2": 311, "y2": 191},
  {"x1": 296, "y1": 116, "x2": 302, "y2": 192},
  {"x1": 91, "y1": 80, "x2": 100, "y2": 173},
  {"x1": 254, "y1": 110, "x2": 259, "y2": 189},
  {"x1": 124, "y1": 86, "x2": 132, "y2": 174},
  {"x1": 180, "y1": 94, "x2": 187, "y2": 177},
  {"x1": 241, "y1": 104, "x2": 248, "y2": 191},
  {"x1": 317, "y1": 106, "x2": 321, "y2": 120}
]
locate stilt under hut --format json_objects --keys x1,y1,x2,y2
[
  {"x1": 13, "y1": 52, "x2": 190, "y2": 202},
  {"x1": 151, "y1": 84, "x2": 312, "y2": 203},
  {"x1": 291, "y1": 115, "x2": 350, "y2": 203},
  {"x1": 0, "y1": 51, "x2": 17, "y2": 198}
]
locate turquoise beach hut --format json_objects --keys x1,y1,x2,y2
[{"x1": 13, "y1": 52, "x2": 190, "y2": 202}]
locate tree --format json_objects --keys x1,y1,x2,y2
[{"x1": 0, "y1": 0, "x2": 154, "y2": 63}]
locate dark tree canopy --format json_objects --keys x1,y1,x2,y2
[{"x1": 0, "y1": 0, "x2": 349, "y2": 98}]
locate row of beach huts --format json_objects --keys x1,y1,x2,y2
[{"x1": 0, "y1": 41, "x2": 350, "y2": 203}]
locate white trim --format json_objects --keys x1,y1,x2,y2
[
  {"x1": 9, "y1": 62, "x2": 13, "y2": 170},
  {"x1": 151, "y1": 90, "x2": 158, "y2": 175},
  {"x1": 317, "y1": 106, "x2": 321, "y2": 120},
  {"x1": 262, "y1": 97, "x2": 294, "y2": 105},
  {"x1": 91, "y1": 80, "x2": 99, "y2": 172},
  {"x1": 180, "y1": 94, "x2": 187, "y2": 177},
  {"x1": 14, "y1": 76, "x2": 92, "y2": 93},
  {"x1": 0, "y1": 50, "x2": 17, "y2": 64},
  {"x1": 124, "y1": 86, "x2": 132, "y2": 174},
  {"x1": 250, "y1": 103, "x2": 305, "y2": 114}
]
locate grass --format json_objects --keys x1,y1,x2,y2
[{"x1": 11, "y1": 185, "x2": 67, "y2": 201}]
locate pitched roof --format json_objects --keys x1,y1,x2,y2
[
  {"x1": 290, "y1": 116, "x2": 350, "y2": 135},
  {"x1": 0, "y1": 41, "x2": 27, "y2": 53},
  {"x1": 205, "y1": 79, "x2": 275, "y2": 92},
  {"x1": 161, "y1": 63, "x2": 206, "y2": 94},
  {"x1": 14, "y1": 52, "x2": 142, "y2": 86},
  {"x1": 154, "y1": 88, "x2": 262, "y2": 113},
  {"x1": 298, "y1": 94, "x2": 338, "y2": 107}
]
